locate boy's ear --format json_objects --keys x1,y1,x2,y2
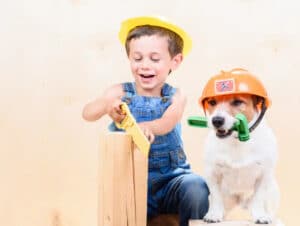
[{"x1": 171, "y1": 53, "x2": 183, "y2": 70}]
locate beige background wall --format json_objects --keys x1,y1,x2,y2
[{"x1": 1, "y1": 0, "x2": 299, "y2": 225}]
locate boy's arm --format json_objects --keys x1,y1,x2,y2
[
  {"x1": 82, "y1": 84, "x2": 124, "y2": 122},
  {"x1": 139, "y1": 88, "x2": 186, "y2": 136}
]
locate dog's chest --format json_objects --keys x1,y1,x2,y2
[{"x1": 216, "y1": 163, "x2": 263, "y2": 195}]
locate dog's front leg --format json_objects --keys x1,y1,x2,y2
[
  {"x1": 250, "y1": 170, "x2": 278, "y2": 224},
  {"x1": 203, "y1": 172, "x2": 224, "y2": 223}
]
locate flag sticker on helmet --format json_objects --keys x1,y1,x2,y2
[{"x1": 215, "y1": 79, "x2": 235, "y2": 94}]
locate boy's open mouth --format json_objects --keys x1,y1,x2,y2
[{"x1": 140, "y1": 74, "x2": 155, "y2": 78}]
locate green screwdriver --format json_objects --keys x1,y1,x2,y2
[{"x1": 187, "y1": 113, "x2": 250, "y2": 142}]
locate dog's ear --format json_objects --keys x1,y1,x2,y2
[{"x1": 252, "y1": 95, "x2": 264, "y2": 111}]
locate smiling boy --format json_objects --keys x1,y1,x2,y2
[{"x1": 82, "y1": 16, "x2": 209, "y2": 226}]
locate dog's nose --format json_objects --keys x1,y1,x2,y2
[{"x1": 212, "y1": 116, "x2": 225, "y2": 128}]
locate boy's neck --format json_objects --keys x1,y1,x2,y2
[{"x1": 135, "y1": 84, "x2": 164, "y2": 97}]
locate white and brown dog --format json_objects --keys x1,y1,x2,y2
[{"x1": 199, "y1": 69, "x2": 282, "y2": 225}]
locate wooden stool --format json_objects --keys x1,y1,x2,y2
[
  {"x1": 189, "y1": 220, "x2": 276, "y2": 226},
  {"x1": 147, "y1": 214, "x2": 179, "y2": 226}
]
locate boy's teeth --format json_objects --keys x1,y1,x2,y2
[{"x1": 141, "y1": 74, "x2": 154, "y2": 78}]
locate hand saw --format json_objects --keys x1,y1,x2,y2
[{"x1": 115, "y1": 102, "x2": 150, "y2": 156}]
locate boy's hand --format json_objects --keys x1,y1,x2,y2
[
  {"x1": 138, "y1": 122, "x2": 155, "y2": 144},
  {"x1": 107, "y1": 99, "x2": 126, "y2": 123}
]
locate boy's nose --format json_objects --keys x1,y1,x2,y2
[{"x1": 140, "y1": 59, "x2": 151, "y2": 69}]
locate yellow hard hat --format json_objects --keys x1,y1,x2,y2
[
  {"x1": 118, "y1": 16, "x2": 192, "y2": 56},
  {"x1": 199, "y1": 68, "x2": 271, "y2": 109}
]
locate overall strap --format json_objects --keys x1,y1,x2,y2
[
  {"x1": 122, "y1": 82, "x2": 136, "y2": 96},
  {"x1": 161, "y1": 83, "x2": 176, "y2": 102},
  {"x1": 122, "y1": 82, "x2": 136, "y2": 103}
]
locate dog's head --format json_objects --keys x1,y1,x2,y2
[
  {"x1": 200, "y1": 68, "x2": 270, "y2": 139},
  {"x1": 204, "y1": 94, "x2": 264, "y2": 138}
]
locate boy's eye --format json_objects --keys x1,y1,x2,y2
[
  {"x1": 134, "y1": 58, "x2": 142, "y2": 62},
  {"x1": 231, "y1": 99, "x2": 244, "y2": 106},
  {"x1": 207, "y1": 99, "x2": 217, "y2": 106},
  {"x1": 151, "y1": 58, "x2": 160, "y2": 62}
]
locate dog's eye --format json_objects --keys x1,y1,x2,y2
[
  {"x1": 231, "y1": 99, "x2": 244, "y2": 106},
  {"x1": 207, "y1": 99, "x2": 217, "y2": 106}
]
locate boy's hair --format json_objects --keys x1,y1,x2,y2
[{"x1": 125, "y1": 25, "x2": 184, "y2": 58}]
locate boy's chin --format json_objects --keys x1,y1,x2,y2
[{"x1": 138, "y1": 81, "x2": 157, "y2": 88}]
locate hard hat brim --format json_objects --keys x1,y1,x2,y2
[{"x1": 118, "y1": 16, "x2": 192, "y2": 56}]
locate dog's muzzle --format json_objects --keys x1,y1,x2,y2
[
  {"x1": 212, "y1": 116, "x2": 233, "y2": 138},
  {"x1": 215, "y1": 128, "x2": 233, "y2": 138}
]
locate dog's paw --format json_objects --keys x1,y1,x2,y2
[
  {"x1": 203, "y1": 211, "x2": 223, "y2": 223},
  {"x1": 254, "y1": 215, "x2": 273, "y2": 224}
]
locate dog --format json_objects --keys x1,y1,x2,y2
[{"x1": 199, "y1": 69, "x2": 282, "y2": 225}]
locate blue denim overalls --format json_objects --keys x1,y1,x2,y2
[{"x1": 109, "y1": 82, "x2": 209, "y2": 226}]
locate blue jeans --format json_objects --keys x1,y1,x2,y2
[{"x1": 148, "y1": 172, "x2": 209, "y2": 226}]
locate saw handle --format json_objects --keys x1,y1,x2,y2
[{"x1": 115, "y1": 103, "x2": 134, "y2": 130}]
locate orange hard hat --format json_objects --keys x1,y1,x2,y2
[{"x1": 199, "y1": 68, "x2": 271, "y2": 109}]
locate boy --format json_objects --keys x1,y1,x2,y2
[{"x1": 82, "y1": 16, "x2": 209, "y2": 226}]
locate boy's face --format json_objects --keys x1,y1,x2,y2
[{"x1": 128, "y1": 35, "x2": 182, "y2": 96}]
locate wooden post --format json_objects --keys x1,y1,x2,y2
[
  {"x1": 99, "y1": 132, "x2": 148, "y2": 226},
  {"x1": 132, "y1": 146, "x2": 148, "y2": 226}
]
